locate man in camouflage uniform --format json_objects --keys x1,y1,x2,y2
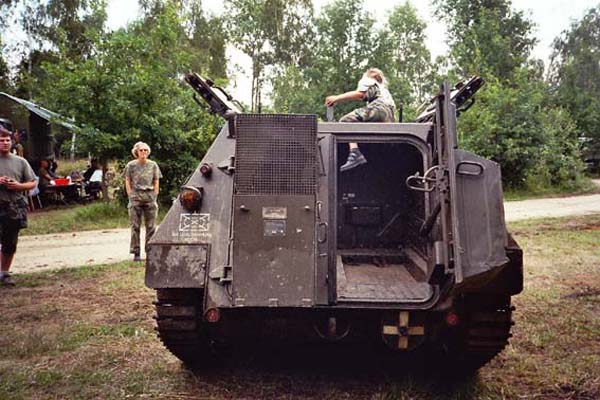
[
  {"x1": 0, "y1": 127, "x2": 36, "y2": 285},
  {"x1": 125, "y1": 141, "x2": 162, "y2": 262},
  {"x1": 325, "y1": 68, "x2": 396, "y2": 171}
]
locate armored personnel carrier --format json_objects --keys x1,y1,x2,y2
[{"x1": 145, "y1": 74, "x2": 523, "y2": 371}]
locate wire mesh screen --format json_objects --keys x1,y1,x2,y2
[{"x1": 234, "y1": 114, "x2": 317, "y2": 195}]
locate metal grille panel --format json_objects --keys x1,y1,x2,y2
[{"x1": 234, "y1": 114, "x2": 317, "y2": 195}]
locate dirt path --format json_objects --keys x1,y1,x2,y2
[
  {"x1": 11, "y1": 182, "x2": 600, "y2": 274},
  {"x1": 504, "y1": 193, "x2": 600, "y2": 221},
  {"x1": 13, "y1": 229, "x2": 144, "y2": 275}
]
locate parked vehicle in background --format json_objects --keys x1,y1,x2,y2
[{"x1": 581, "y1": 137, "x2": 600, "y2": 173}]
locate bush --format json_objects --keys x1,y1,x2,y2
[{"x1": 458, "y1": 72, "x2": 586, "y2": 190}]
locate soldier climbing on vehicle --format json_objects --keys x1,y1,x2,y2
[{"x1": 325, "y1": 68, "x2": 397, "y2": 171}]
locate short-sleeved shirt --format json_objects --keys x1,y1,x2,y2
[
  {"x1": 0, "y1": 154, "x2": 36, "y2": 202},
  {"x1": 356, "y1": 76, "x2": 396, "y2": 108},
  {"x1": 124, "y1": 159, "x2": 162, "y2": 201}
]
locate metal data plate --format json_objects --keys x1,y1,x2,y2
[{"x1": 232, "y1": 195, "x2": 315, "y2": 307}]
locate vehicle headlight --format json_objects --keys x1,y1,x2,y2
[{"x1": 179, "y1": 186, "x2": 203, "y2": 212}]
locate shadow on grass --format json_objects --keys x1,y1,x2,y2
[{"x1": 180, "y1": 342, "x2": 487, "y2": 399}]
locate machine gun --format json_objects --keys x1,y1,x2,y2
[
  {"x1": 416, "y1": 76, "x2": 484, "y2": 123},
  {"x1": 185, "y1": 73, "x2": 244, "y2": 135}
]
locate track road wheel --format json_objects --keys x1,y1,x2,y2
[{"x1": 154, "y1": 288, "x2": 216, "y2": 368}]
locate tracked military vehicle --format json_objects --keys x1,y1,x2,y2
[{"x1": 145, "y1": 74, "x2": 523, "y2": 371}]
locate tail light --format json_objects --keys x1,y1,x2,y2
[
  {"x1": 179, "y1": 186, "x2": 203, "y2": 212},
  {"x1": 204, "y1": 308, "x2": 220, "y2": 323},
  {"x1": 445, "y1": 312, "x2": 460, "y2": 327}
]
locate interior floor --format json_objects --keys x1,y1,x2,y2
[{"x1": 336, "y1": 256, "x2": 434, "y2": 303}]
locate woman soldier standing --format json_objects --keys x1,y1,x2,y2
[{"x1": 125, "y1": 142, "x2": 162, "y2": 262}]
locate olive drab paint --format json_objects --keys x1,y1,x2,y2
[{"x1": 144, "y1": 74, "x2": 523, "y2": 370}]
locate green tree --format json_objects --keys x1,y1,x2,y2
[
  {"x1": 8, "y1": 0, "x2": 107, "y2": 99},
  {"x1": 549, "y1": 6, "x2": 600, "y2": 160},
  {"x1": 224, "y1": 0, "x2": 313, "y2": 112},
  {"x1": 272, "y1": 0, "x2": 377, "y2": 119},
  {"x1": 373, "y1": 1, "x2": 435, "y2": 120},
  {"x1": 433, "y1": 0, "x2": 586, "y2": 190},
  {"x1": 36, "y1": 0, "x2": 107, "y2": 60},
  {"x1": 187, "y1": 11, "x2": 228, "y2": 80},
  {"x1": 433, "y1": 0, "x2": 536, "y2": 80},
  {"x1": 0, "y1": 37, "x2": 10, "y2": 91},
  {"x1": 40, "y1": 1, "x2": 222, "y2": 202},
  {"x1": 140, "y1": 0, "x2": 228, "y2": 81},
  {"x1": 458, "y1": 71, "x2": 584, "y2": 190}
]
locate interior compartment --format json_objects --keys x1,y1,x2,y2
[{"x1": 335, "y1": 142, "x2": 433, "y2": 303}]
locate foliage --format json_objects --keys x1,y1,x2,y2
[
  {"x1": 38, "y1": 1, "x2": 223, "y2": 202},
  {"x1": 434, "y1": 0, "x2": 587, "y2": 189},
  {"x1": 225, "y1": 0, "x2": 314, "y2": 112},
  {"x1": 272, "y1": 0, "x2": 379, "y2": 119},
  {"x1": 372, "y1": 1, "x2": 436, "y2": 119},
  {"x1": 433, "y1": 0, "x2": 536, "y2": 80},
  {"x1": 0, "y1": 0, "x2": 597, "y2": 195},
  {"x1": 0, "y1": 36, "x2": 9, "y2": 91},
  {"x1": 25, "y1": 202, "x2": 127, "y2": 235},
  {"x1": 34, "y1": 0, "x2": 107, "y2": 60},
  {"x1": 549, "y1": 6, "x2": 600, "y2": 159},
  {"x1": 271, "y1": 0, "x2": 435, "y2": 122},
  {"x1": 8, "y1": 0, "x2": 107, "y2": 99},
  {"x1": 458, "y1": 72, "x2": 585, "y2": 190}
]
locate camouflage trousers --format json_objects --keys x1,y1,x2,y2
[
  {"x1": 340, "y1": 102, "x2": 396, "y2": 123},
  {"x1": 128, "y1": 200, "x2": 158, "y2": 254}
]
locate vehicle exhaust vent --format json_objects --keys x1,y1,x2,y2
[{"x1": 234, "y1": 114, "x2": 317, "y2": 195}]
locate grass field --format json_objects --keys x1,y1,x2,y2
[
  {"x1": 24, "y1": 202, "x2": 167, "y2": 236},
  {"x1": 1, "y1": 214, "x2": 599, "y2": 399},
  {"x1": 504, "y1": 177, "x2": 600, "y2": 201}
]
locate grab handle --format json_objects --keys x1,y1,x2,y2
[
  {"x1": 317, "y1": 222, "x2": 328, "y2": 244},
  {"x1": 405, "y1": 166, "x2": 440, "y2": 192},
  {"x1": 456, "y1": 161, "x2": 484, "y2": 176}
]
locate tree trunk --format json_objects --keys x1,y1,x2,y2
[{"x1": 101, "y1": 163, "x2": 110, "y2": 202}]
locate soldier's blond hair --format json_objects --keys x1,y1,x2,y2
[
  {"x1": 132, "y1": 141, "x2": 151, "y2": 158},
  {"x1": 364, "y1": 68, "x2": 388, "y2": 87}
]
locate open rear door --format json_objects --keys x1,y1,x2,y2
[
  {"x1": 433, "y1": 82, "x2": 508, "y2": 283},
  {"x1": 453, "y1": 150, "x2": 508, "y2": 282}
]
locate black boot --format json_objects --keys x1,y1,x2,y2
[{"x1": 340, "y1": 148, "x2": 367, "y2": 172}]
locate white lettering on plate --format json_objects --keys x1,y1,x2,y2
[{"x1": 179, "y1": 213, "x2": 210, "y2": 233}]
